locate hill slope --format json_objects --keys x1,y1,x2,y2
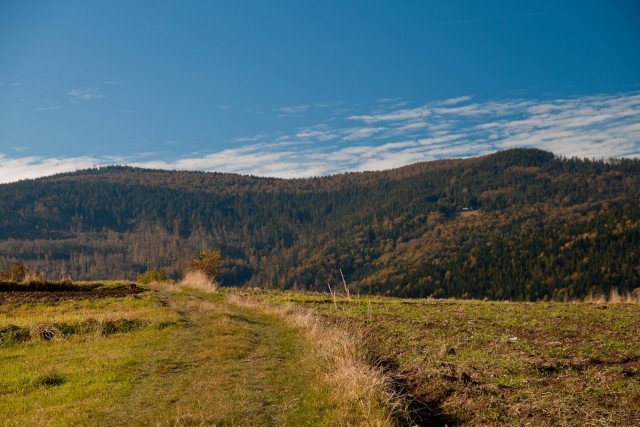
[{"x1": 1, "y1": 148, "x2": 639, "y2": 300}]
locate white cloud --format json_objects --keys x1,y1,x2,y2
[
  {"x1": 438, "y1": 95, "x2": 473, "y2": 106},
  {"x1": 2, "y1": 91, "x2": 639, "y2": 184},
  {"x1": 295, "y1": 129, "x2": 339, "y2": 141},
  {"x1": 103, "y1": 80, "x2": 122, "y2": 85},
  {"x1": 0, "y1": 154, "x2": 96, "y2": 183},
  {"x1": 396, "y1": 122, "x2": 428, "y2": 132},
  {"x1": 342, "y1": 127, "x2": 385, "y2": 141},
  {"x1": 36, "y1": 103, "x2": 61, "y2": 111},
  {"x1": 279, "y1": 104, "x2": 310, "y2": 114},
  {"x1": 67, "y1": 87, "x2": 104, "y2": 102},
  {"x1": 348, "y1": 106, "x2": 431, "y2": 124},
  {"x1": 233, "y1": 133, "x2": 268, "y2": 143},
  {"x1": 376, "y1": 97, "x2": 402, "y2": 104}
]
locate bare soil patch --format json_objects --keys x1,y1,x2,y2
[{"x1": 0, "y1": 282, "x2": 143, "y2": 304}]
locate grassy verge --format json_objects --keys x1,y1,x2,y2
[{"x1": 250, "y1": 290, "x2": 640, "y2": 426}]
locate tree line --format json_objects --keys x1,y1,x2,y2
[{"x1": 0, "y1": 148, "x2": 638, "y2": 300}]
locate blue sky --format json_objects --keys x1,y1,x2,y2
[{"x1": 1, "y1": 0, "x2": 639, "y2": 182}]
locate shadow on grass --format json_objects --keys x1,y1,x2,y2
[{"x1": 377, "y1": 357, "x2": 463, "y2": 427}]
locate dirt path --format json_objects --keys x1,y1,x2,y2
[{"x1": 106, "y1": 287, "x2": 335, "y2": 426}]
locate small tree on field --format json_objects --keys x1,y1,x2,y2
[
  {"x1": 137, "y1": 267, "x2": 169, "y2": 284},
  {"x1": 185, "y1": 249, "x2": 222, "y2": 282},
  {"x1": 1, "y1": 261, "x2": 27, "y2": 282}
]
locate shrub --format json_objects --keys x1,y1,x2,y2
[
  {"x1": 0, "y1": 260, "x2": 27, "y2": 282},
  {"x1": 23, "y1": 271, "x2": 47, "y2": 285},
  {"x1": 184, "y1": 249, "x2": 222, "y2": 282},
  {"x1": 137, "y1": 267, "x2": 169, "y2": 284}
]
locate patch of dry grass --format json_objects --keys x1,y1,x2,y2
[
  {"x1": 584, "y1": 287, "x2": 640, "y2": 304},
  {"x1": 0, "y1": 292, "x2": 178, "y2": 328},
  {"x1": 178, "y1": 270, "x2": 219, "y2": 292},
  {"x1": 226, "y1": 293, "x2": 405, "y2": 425}
]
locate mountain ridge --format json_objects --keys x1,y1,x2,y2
[{"x1": 1, "y1": 148, "x2": 639, "y2": 300}]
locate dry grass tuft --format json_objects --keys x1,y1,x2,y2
[
  {"x1": 226, "y1": 294, "x2": 403, "y2": 425},
  {"x1": 584, "y1": 287, "x2": 639, "y2": 304},
  {"x1": 30, "y1": 323, "x2": 62, "y2": 341},
  {"x1": 178, "y1": 271, "x2": 219, "y2": 292},
  {"x1": 23, "y1": 271, "x2": 47, "y2": 285}
]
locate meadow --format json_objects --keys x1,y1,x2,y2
[
  {"x1": 1, "y1": 282, "x2": 638, "y2": 426},
  {"x1": 0, "y1": 282, "x2": 395, "y2": 426}
]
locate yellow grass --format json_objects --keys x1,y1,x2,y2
[
  {"x1": 178, "y1": 270, "x2": 219, "y2": 292},
  {"x1": 226, "y1": 294, "x2": 404, "y2": 425},
  {"x1": 0, "y1": 293, "x2": 179, "y2": 328},
  {"x1": 584, "y1": 287, "x2": 640, "y2": 304}
]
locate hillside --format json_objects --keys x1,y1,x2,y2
[{"x1": 1, "y1": 148, "x2": 639, "y2": 300}]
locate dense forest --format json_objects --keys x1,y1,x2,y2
[{"x1": 1, "y1": 148, "x2": 639, "y2": 301}]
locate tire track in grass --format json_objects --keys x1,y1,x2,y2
[{"x1": 108, "y1": 288, "x2": 334, "y2": 426}]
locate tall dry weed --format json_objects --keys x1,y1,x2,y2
[
  {"x1": 585, "y1": 287, "x2": 639, "y2": 304},
  {"x1": 227, "y1": 295, "x2": 404, "y2": 425},
  {"x1": 178, "y1": 270, "x2": 219, "y2": 292},
  {"x1": 23, "y1": 271, "x2": 47, "y2": 285}
]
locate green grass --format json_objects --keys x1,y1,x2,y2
[
  {"x1": 5, "y1": 284, "x2": 635, "y2": 426},
  {"x1": 0, "y1": 292, "x2": 176, "y2": 327},
  {"x1": 0, "y1": 288, "x2": 179, "y2": 426},
  {"x1": 0, "y1": 284, "x2": 396, "y2": 426},
  {"x1": 109, "y1": 288, "x2": 341, "y2": 426},
  {"x1": 0, "y1": 327, "x2": 175, "y2": 425}
]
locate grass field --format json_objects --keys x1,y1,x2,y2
[
  {"x1": 2, "y1": 282, "x2": 639, "y2": 426},
  {"x1": 0, "y1": 282, "x2": 395, "y2": 426}
]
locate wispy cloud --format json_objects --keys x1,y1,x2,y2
[
  {"x1": 36, "y1": 102, "x2": 61, "y2": 111},
  {"x1": 279, "y1": 104, "x2": 309, "y2": 115},
  {"x1": 1, "y1": 91, "x2": 639, "y2": 184},
  {"x1": 438, "y1": 95, "x2": 473, "y2": 106},
  {"x1": 342, "y1": 126, "x2": 385, "y2": 141},
  {"x1": 67, "y1": 87, "x2": 104, "y2": 102},
  {"x1": 102, "y1": 80, "x2": 122, "y2": 85},
  {"x1": 348, "y1": 106, "x2": 431, "y2": 124},
  {"x1": 233, "y1": 133, "x2": 268, "y2": 143},
  {"x1": 0, "y1": 155, "x2": 96, "y2": 183}
]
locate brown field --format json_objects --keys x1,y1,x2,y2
[
  {"x1": 0, "y1": 282, "x2": 144, "y2": 304},
  {"x1": 253, "y1": 291, "x2": 640, "y2": 426}
]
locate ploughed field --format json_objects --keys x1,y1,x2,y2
[
  {"x1": 0, "y1": 282, "x2": 144, "y2": 304},
  {"x1": 254, "y1": 291, "x2": 640, "y2": 426}
]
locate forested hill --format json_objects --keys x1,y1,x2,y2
[{"x1": 1, "y1": 148, "x2": 639, "y2": 301}]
